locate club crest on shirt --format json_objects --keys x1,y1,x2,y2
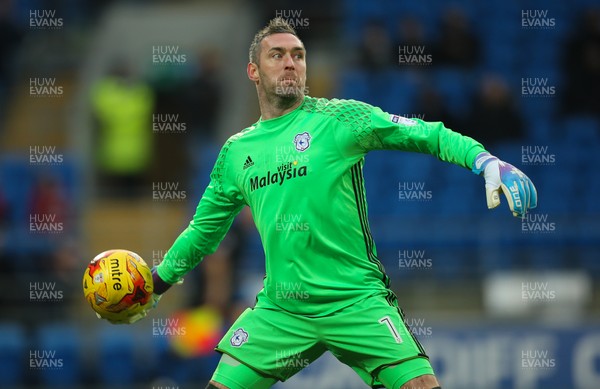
[
  {"x1": 390, "y1": 114, "x2": 417, "y2": 126},
  {"x1": 230, "y1": 328, "x2": 249, "y2": 347},
  {"x1": 293, "y1": 132, "x2": 311, "y2": 152}
]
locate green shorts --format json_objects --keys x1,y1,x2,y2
[{"x1": 214, "y1": 293, "x2": 434, "y2": 387}]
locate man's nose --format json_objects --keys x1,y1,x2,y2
[{"x1": 283, "y1": 54, "x2": 295, "y2": 69}]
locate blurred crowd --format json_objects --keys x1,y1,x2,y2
[
  {"x1": 351, "y1": 6, "x2": 600, "y2": 146},
  {"x1": 0, "y1": 0, "x2": 232, "y2": 324}
]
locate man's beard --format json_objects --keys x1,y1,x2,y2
[{"x1": 260, "y1": 72, "x2": 305, "y2": 109}]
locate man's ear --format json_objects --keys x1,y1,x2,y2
[{"x1": 247, "y1": 62, "x2": 259, "y2": 83}]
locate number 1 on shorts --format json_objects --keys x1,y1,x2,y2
[{"x1": 379, "y1": 316, "x2": 403, "y2": 344}]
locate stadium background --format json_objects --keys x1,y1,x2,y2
[{"x1": 0, "y1": 0, "x2": 599, "y2": 388}]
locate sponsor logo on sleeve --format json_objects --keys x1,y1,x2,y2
[{"x1": 390, "y1": 114, "x2": 417, "y2": 126}]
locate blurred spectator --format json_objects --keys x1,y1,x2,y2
[
  {"x1": 561, "y1": 8, "x2": 600, "y2": 119},
  {"x1": 0, "y1": 189, "x2": 9, "y2": 272},
  {"x1": 393, "y1": 15, "x2": 430, "y2": 69},
  {"x1": 255, "y1": 0, "x2": 337, "y2": 45},
  {"x1": 414, "y1": 84, "x2": 461, "y2": 131},
  {"x1": 0, "y1": 0, "x2": 23, "y2": 130},
  {"x1": 91, "y1": 59, "x2": 154, "y2": 199},
  {"x1": 29, "y1": 174, "x2": 70, "y2": 232},
  {"x1": 432, "y1": 7, "x2": 480, "y2": 68},
  {"x1": 394, "y1": 15, "x2": 428, "y2": 50},
  {"x1": 357, "y1": 19, "x2": 394, "y2": 72},
  {"x1": 463, "y1": 75, "x2": 524, "y2": 145},
  {"x1": 147, "y1": 48, "x2": 224, "y2": 188},
  {"x1": 180, "y1": 48, "x2": 223, "y2": 145}
]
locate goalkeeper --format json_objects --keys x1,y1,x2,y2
[{"x1": 147, "y1": 18, "x2": 536, "y2": 389}]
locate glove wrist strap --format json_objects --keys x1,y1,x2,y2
[
  {"x1": 152, "y1": 267, "x2": 173, "y2": 295},
  {"x1": 472, "y1": 152, "x2": 497, "y2": 175}
]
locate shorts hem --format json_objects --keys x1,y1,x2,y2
[
  {"x1": 374, "y1": 355, "x2": 434, "y2": 388},
  {"x1": 214, "y1": 347, "x2": 283, "y2": 382},
  {"x1": 211, "y1": 371, "x2": 245, "y2": 389},
  {"x1": 394, "y1": 366, "x2": 435, "y2": 388}
]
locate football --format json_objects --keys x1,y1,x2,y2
[{"x1": 82, "y1": 249, "x2": 154, "y2": 322}]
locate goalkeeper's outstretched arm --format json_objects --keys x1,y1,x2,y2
[{"x1": 364, "y1": 108, "x2": 537, "y2": 217}]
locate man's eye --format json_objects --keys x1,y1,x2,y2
[{"x1": 273, "y1": 53, "x2": 282, "y2": 58}]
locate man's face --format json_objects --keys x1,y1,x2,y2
[{"x1": 249, "y1": 33, "x2": 307, "y2": 102}]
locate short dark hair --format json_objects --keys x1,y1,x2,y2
[{"x1": 249, "y1": 17, "x2": 300, "y2": 64}]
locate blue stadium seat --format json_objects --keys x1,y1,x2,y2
[
  {"x1": 0, "y1": 323, "x2": 27, "y2": 387},
  {"x1": 519, "y1": 95, "x2": 556, "y2": 125},
  {"x1": 524, "y1": 38, "x2": 561, "y2": 68},
  {"x1": 432, "y1": 246, "x2": 474, "y2": 279},
  {"x1": 434, "y1": 174, "x2": 480, "y2": 216},
  {"x1": 529, "y1": 245, "x2": 567, "y2": 270},
  {"x1": 388, "y1": 1, "x2": 439, "y2": 22},
  {"x1": 477, "y1": 217, "x2": 523, "y2": 272},
  {"x1": 0, "y1": 155, "x2": 80, "y2": 263},
  {"x1": 36, "y1": 324, "x2": 82, "y2": 387},
  {"x1": 382, "y1": 71, "x2": 420, "y2": 114},
  {"x1": 536, "y1": 165, "x2": 576, "y2": 213},
  {"x1": 488, "y1": 141, "x2": 523, "y2": 165},
  {"x1": 97, "y1": 326, "x2": 137, "y2": 385},
  {"x1": 563, "y1": 116, "x2": 600, "y2": 147},
  {"x1": 483, "y1": 43, "x2": 521, "y2": 75},
  {"x1": 342, "y1": 0, "x2": 387, "y2": 20},
  {"x1": 583, "y1": 170, "x2": 600, "y2": 213},
  {"x1": 341, "y1": 0, "x2": 392, "y2": 43},
  {"x1": 0, "y1": 156, "x2": 32, "y2": 225},
  {"x1": 338, "y1": 70, "x2": 371, "y2": 102},
  {"x1": 431, "y1": 68, "x2": 474, "y2": 117},
  {"x1": 526, "y1": 118, "x2": 555, "y2": 142},
  {"x1": 579, "y1": 245, "x2": 600, "y2": 275}
]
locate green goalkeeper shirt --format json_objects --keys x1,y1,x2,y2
[{"x1": 156, "y1": 96, "x2": 486, "y2": 316}]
